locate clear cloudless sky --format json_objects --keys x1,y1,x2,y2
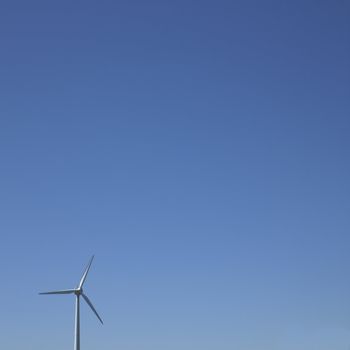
[{"x1": 0, "y1": 1, "x2": 349, "y2": 349}]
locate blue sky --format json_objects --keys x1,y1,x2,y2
[{"x1": 0, "y1": 1, "x2": 349, "y2": 349}]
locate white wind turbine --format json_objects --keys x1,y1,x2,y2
[{"x1": 39, "y1": 256, "x2": 103, "y2": 350}]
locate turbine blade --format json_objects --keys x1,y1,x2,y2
[
  {"x1": 82, "y1": 293, "x2": 103, "y2": 324},
  {"x1": 39, "y1": 289, "x2": 76, "y2": 295},
  {"x1": 78, "y1": 256, "x2": 94, "y2": 289}
]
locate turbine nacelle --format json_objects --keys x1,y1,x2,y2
[{"x1": 75, "y1": 288, "x2": 83, "y2": 296}]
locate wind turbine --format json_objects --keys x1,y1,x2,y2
[{"x1": 39, "y1": 256, "x2": 103, "y2": 350}]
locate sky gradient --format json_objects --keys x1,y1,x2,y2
[{"x1": 1, "y1": 1, "x2": 350, "y2": 349}]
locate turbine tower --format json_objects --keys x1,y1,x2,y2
[{"x1": 39, "y1": 256, "x2": 103, "y2": 350}]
